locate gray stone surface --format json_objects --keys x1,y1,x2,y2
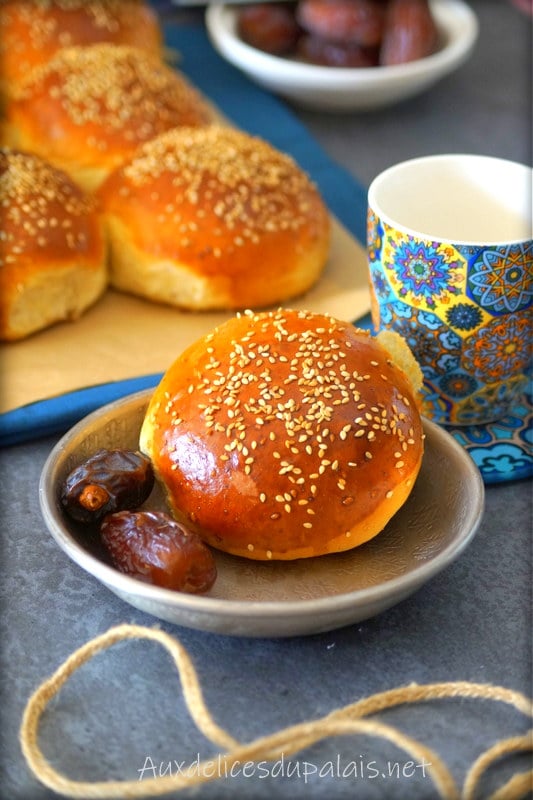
[{"x1": 1, "y1": 2, "x2": 531, "y2": 798}]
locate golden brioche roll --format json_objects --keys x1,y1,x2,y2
[
  {"x1": 98, "y1": 126, "x2": 331, "y2": 310},
  {"x1": 4, "y1": 44, "x2": 216, "y2": 191},
  {"x1": 0, "y1": 0, "x2": 162, "y2": 101},
  {"x1": 139, "y1": 308, "x2": 424, "y2": 561},
  {"x1": 0, "y1": 148, "x2": 107, "y2": 341}
]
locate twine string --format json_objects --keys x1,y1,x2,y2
[
  {"x1": 19, "y1": 624, "x2": 533, "y2": 800},
  {"x1": 463, "y1": 732, "x2": 533, "y2": 800},
  {"x1": 489, "y1": 770, "x2": 533, "y2": 800}
]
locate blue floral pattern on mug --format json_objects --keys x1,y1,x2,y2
[
  {"x1": 367, "y1": 208, "x2": 382, "y2": 264},
  {"x1": 367, "y1": 210, "x2": 533, "y2": 425},
  {"x1": 462, "y1": 311, "x2": 531, "y2": 382},
  {"x1": 467, "y1": 242, "x2": 533, "y2": 314},
  {"x1": 445, "y1": 302, "x2": 483, "y2": 331},
  {"x1": 381, "y1": 224, "x2": 464, "y2": 311}
]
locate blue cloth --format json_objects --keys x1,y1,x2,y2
[{"x1": 1, "y1": 19, "x2": 369, "y2": 447}]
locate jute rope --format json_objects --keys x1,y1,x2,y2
[{"x1": 19, "y1": 623, "x2": 533, "y2": 800}]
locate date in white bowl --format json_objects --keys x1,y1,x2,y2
[{"x1": 205, "y1": 0, "x2": 478, "y2": 112}]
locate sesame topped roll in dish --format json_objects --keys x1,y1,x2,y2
[
  {"x1": 0, "y1": 148, "x2": 107, "y2": 341},
  {"x1": 140, "y1": 309, "x2": 425, "y2": 561},
  {"x1": 4, "y1": 44, "x2": 216, "y2": 191},
  {"x1": 97, "y1": 126, "x2": 331, "y2": 310},
  {"x1": 0, "y1": 0, "x2": 163, "y2": 103}
]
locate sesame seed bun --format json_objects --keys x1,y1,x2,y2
[
  {"x1": 139, "y1": 309, "x2": 424, "y2": 561},
  {"x1": 0, "y1": 0, "x2": 162, "y2": 102},
  {"x1": 97, "y1": 126, "x2": 331, "y2": 310},
  {"x1": 0, "y1": 148, "x2": 107, "y2": 341},
  {"x1": 4, "y1": 44, "x2": 216, "y2": 191}
]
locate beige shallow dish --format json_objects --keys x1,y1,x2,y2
[
  {"x1": 205, "y1": 0, "x2": 478, "y2": 112},
  {"x1": 39, "y1": 389, "x2": 484, "y2": 637}
]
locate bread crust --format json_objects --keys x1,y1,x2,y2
[
  {"x1": 0, "y1": 149, "x2": 107, "y2": 340},
  {"x1": 98, "y1": 126, "x2": 331, "y2": 310},
  {"x1": 5, "y1": 45, "x2": 215, "y2": 191},
  {"x1": 0, "y1": 0, "x2": 162, "y2": 100},
  {"x1": 140, "y1": 309, "x2": 424, "y2": 560}
]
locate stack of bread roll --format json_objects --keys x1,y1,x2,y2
[
  {"x1": 0, "y1": 0, "x2": 331, "y2": 341},
  {"x1": 0, "y1": 1, "x2": 425, "y2": 561}
]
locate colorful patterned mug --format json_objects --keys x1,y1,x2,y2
[{"x1": 367, "y1": 154, "x2": 532, "y2": 426}]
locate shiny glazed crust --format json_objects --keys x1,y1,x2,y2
[
  {"x1": 4, "y1": 44, "x2": 215, "y2": 191},
  {"x1": 140, "y1": 309, "x2": 424, "y2": 560},
  {"x1": 98, "y1": 126, "x2": 331, "y2": 310},
  {"x1": 0, "y1": 0, "x2": 162, "y2": 99},
  {"x1": 0, "y1": 149, "x2": 107, "y2": 340}
]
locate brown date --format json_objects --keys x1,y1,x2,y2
[
  {"x1": 380, "y1": 0, "x2": 439, "y2": 65},
  {"x1": 100, "y1": 511, "x2": 217, "y2": 593},
  {"x1": 238, "y1": 3, "x2": 301, "y2": 55},
  {"x1": 296, "y1": 0, "x2": 387, "y2": 47},
  {"x1": 297, "y1": 34, "x2": 379, "y2": 67},
  {"x1": 60, "y1": 449, "x2": 154, "y2": 524}
]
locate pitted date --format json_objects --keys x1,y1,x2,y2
[
  {"x1": 100, "y1": 511, "x2": 217, "y2": 594},
  {"x1": 60, "y1": 449, "x2": 154, "y2": 524}
]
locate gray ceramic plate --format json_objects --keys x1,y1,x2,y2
[{"x1": 39, "y1": 389, "x2": 484, "y2": 637}]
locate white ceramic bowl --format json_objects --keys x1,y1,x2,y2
[{"x1": 205, "y1": 0, "x2": 478, "y2": 112}]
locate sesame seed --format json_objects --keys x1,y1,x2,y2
[
  {"x1": 16, "y1": 44, "x2": 215, "y2": 165},
  {"x1": 0, "y1": 149, "x2": 101, "y2": 266},
  {"x1": 159, "y1": 309, "x2": 421, "y2": 540}
]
